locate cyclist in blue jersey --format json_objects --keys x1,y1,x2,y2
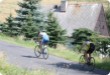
[{"x1": 38, "y1": 30, "x2": 49, "y2": 50}]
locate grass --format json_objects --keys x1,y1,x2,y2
[
  {"x1": 0, "y1": 33, "x2": 110, "y2": 71},
  {"x1": 0, "y1": 64, "x2": 54, "y2": 75},
  {"x1": 49, "y1": 48, "x2": 81, "y2": 62},
  {"x1": 95, "y1": 58, "x2": 110, "y2": 70},
  {"x1": 0, "y1": 33, "x2": 35, "y2": 48},
  {"x1": 0, "y1": 51, "x2": 55, "y2": 75}
]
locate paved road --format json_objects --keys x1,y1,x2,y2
[{"x1": 0, "y1": 41, "x2": 109, "y2": 75}]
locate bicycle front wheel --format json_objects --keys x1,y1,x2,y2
[
  {"x1": 79, "y1": 55, "x2": 86, "y2": 68},
  {"x1": 34, "y1": 45, "x2": 41, "y2": 58}
]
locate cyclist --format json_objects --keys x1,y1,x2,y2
[
  {"x1": 37, "y1": 30, "x2": 49, "y2": 51},
  {"x1": 82, "y1": 39, "x2": 95, "y2": 64}
]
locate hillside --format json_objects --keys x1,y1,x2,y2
[
  {"x1": 0, "y1": 0, "x2": 109, "y2": 22},
  {"x1": 0, "y1": 0, "x2": 22, "y2": 22}
]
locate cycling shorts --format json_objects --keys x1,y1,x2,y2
[
  {"x1": 86, "y1": 43, "x2": 95, "y2": 54},
  {"x1": 42, "y1": 39, "x2": 49, "y2": 44}
]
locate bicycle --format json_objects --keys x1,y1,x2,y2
[
  {"x1": 34, "y1": 41, "x2": 49, "y2": 59},
  {"x1": 79, "y1": 54, "x2": 95, "y2": 71}
]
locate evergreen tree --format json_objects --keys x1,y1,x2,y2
[
  {"x1": 0, "y1": 23, "x2": 3, "y2": 32},
  {"x1": 0, "y1": 23, "x2": 7, "y2": 33},
  {"x1": 106, "y1": 8, "x2": 110, "y2": 32},
  {"x1": 4, "y1": 14, "x2": 20, "y2": 36},
  {"x1": 46, "y1": 12, "x2": 66, "y2": 48},
  {"x1": 72, "y1": 28, "x2": 97, "y2": 44},
  {"x1": 15, "y1": 0, "x2": 43, "y2": 38}
]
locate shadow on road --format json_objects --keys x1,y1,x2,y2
[
  {"x1": 22, "y1": 55, "x2": 37, "y2": 58},
  {"x1": 21, "y1": 55, "x2": 46, "y2": 59},
  {"x1": 50, "y1": 62, "x2": 109, "y2": 75}
]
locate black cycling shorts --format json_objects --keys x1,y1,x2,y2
[{"x1": 86, "y1": 43, "x2": 95, "y2": 54}]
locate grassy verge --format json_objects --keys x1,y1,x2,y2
[
  {"x1": 0, "y1": 33, "x2": 110, "y2": 71},
  {"x1": 95, "y1": 58, "x2": 110, "y2": 71},
  {"x1": 0, "y1": 64, "x2": 54, "y2": 75},
  {"x1": 0, "y1": 51, "x2": 55, "y2": 75},
  {"x1": 0, "y1": 33, "x2": 35, "y2": 48}
]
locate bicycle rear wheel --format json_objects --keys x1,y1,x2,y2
[
  {"x1": 79, "y1": 55, "x2": 86, "y2": 68},
  {"x1": 34, "y1": 45, "x2": 41, "y2": 58},
  {"x1": 87, "y1": 57, "x2": 95, "y2": 71}
]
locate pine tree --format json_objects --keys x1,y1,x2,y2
[
  {"x1": 4, "y1": 14, "x2": 20, "y2": 36},
  {"x1": 15, "y1": 0, "x2": 43, "y2": 38},
  {"x1": 72, "y1": 28, "x2": 96, "y2": 44},
  {"x1": 46, "y1": 12, "x2": 66, "y2": 48},
  {"x1": 0, "y1": 23, "x2": 4, "y2": 33}
]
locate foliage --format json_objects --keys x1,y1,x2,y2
[
  {"x1": 0, "y1": 23, "x2": 5, "y2": 32},
  {"x1": 72, "y1": 28, "x2": 97, "y2": 44},
  {"x1": 106, "y1": 8, "x2": 110, "y2": 32},
  {"x1": 4, "y1": 14, "x2": 21, "y2": 36},
  {"x1": 71, "y1": 28, "x2": 110, "y2": 56},
  {"x1": 21, "y1": 13, "x2": 39, "y2": 38},
  {"x1": 46, "y1": 12, "x2": 66, "y2": 48},
  {"x1": 94, "y1": 37, "x2": 110, "y2": 56},
  {"x1": 71, "y1": 28, "x2": 99, "y2": 52},
  {"x1": 15, "y1": 0, "x2": 44, "y2": 39}
]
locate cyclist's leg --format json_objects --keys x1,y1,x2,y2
[
  {"x1": 88, "y1": 53, "x2": 92, "y2": 63},
  {"x1": 39, "y1": 40, "x2": 42, "y2": 51},
  {"x1": 88, "y1": 43, "x2": 95, "y2": 60},
  {"x1": 87, "y1": 48, "x2": 95, "y2": 63},
  {"x1": 38, "y1": 39, "x2": 44, "y2": 52},
  {"x1": 84, "y1": 50, "x2": 89, "y2": 63},
  {"x1": 42, "y1": 39, "x2": 49, "y2": 50}
]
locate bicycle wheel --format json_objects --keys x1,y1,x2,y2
[
  {"x1": 87, "y1": 57, "x2": 95, "y2": 71},
  {"x1": 42, "y1": 49, "x2": 49, "y2": 59},
  {"x1": 79, "y1": 55, "x2": 86, "y2": 68},
  {"x1": 34, "y1": 45, "x2": 41, "y2": 58}
]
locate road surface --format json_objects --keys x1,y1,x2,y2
[{"x1": 0, "y1": 41, "x2": 109, "y2": 75}]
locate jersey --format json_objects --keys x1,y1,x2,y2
[
  {"x1": 39, "y1": 32, "x2": 49, "y2": 41},
  {"x1": 82, "y1": 41, "x2": 92, "y2": 51}
]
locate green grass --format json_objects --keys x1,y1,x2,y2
[
  {"x1": 49, "y1": 48, "x2": 81, "y2": 62},
  {"x1": 0, "y1": 33, "x2": 110, "y2": 71},
  {"x1": 0, "y1": 33, "x2": 35, "y2": 48},
  {"x1": 95, "y1": 58, "x2": 110, "y2": 70},
  {"x1": 0, "y1": 61, "x2": 55, "y2": 75}
]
